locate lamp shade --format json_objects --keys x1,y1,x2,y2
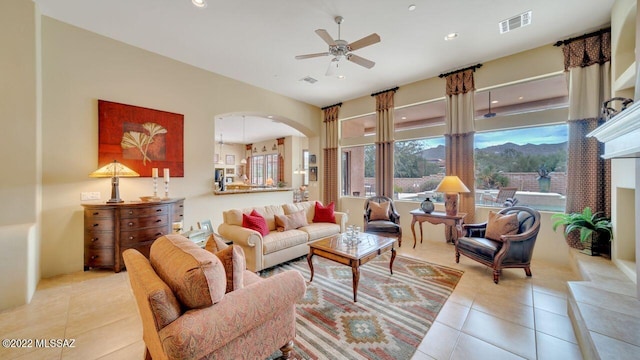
[
  {"x1": 89, "y1": 160, "x2": 139, "y2": 203},
  {"x1": 435, "y1": 176, "x2": 470, "y2": 194},
  {"x1": 89, "y1": 160, "x2": 140, "y2": 178}
]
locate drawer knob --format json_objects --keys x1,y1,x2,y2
[
  {"x1": 91, "y1": 255, "x2": 98, "y2": 260},
  {"x1": 128, "y1": 222, "x2": 134, "y2": 226},
  {"x1": 156, "y1": 209, "x2": 163, "y2": 212},
  {"x1": 91, "y1": 237, "x2": 99, "y2": 242},
  {"x1": 129, "y1": 236, "x2": 134, "y2": 240},
  {"x1": 128, "y1": 210, "x2": 133, "y2": 215},
  {"x1": 155, "y1": 219, "x2": 162, "y2": 223},
  {"x1": 92, "y1": 224, "x2": 99, "y2": 227},
  {"x1": 93, "y1": 212, "x2": 99, "y2": 216},
  {"x1": 156, "y1": 232, "x2": 163, "y2": 236}
]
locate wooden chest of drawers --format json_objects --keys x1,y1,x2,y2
[{"x1": 82, "y1": 198, "x2": 184, "y2": 272}]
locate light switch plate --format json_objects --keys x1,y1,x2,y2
[{"x1": 81, "y1": 192, "x2": 101, "y2": 201}]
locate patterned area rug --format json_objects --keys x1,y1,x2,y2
[{"x1": 263, "y1": 253, "x2": 463, "y2": 360}]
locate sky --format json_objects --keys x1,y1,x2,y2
[{"x1": 409, "y1": 124, "x2": 568, "y2": 150}]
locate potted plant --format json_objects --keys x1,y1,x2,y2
[{"x1": 551, "y1": 207, "x2": 613, "y2": 256}]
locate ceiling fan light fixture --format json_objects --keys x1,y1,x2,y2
[
  {"x1": 192, "y1": 0, "x2": 207, "y2": 8},
  {"x1": 408, "y1": 4, "x2": 417, "y2": 11}
]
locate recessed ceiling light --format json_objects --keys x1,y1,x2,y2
[
  {"x1": 518, "y1": 96, "x2": 524, "y2": 100},
  {"x1": 337, "y1": 75, "x2": 346, "y2": 80},
  {"x1": 401, "y1": 116, "x2": 407, "y2": 120},
  {"x1": 408, "y1": 4, "x2": 417, "y2": 11},
  {"x1": 444, "y1": 33, "x2": 458, "y2": 41},
  {"x1": 192, "y1": 0, "x2": 207, "y2": 8},
  {"x1": 491, "y1": 100, "x2": 499, "y2": 104},
  {"x1": 267, "y1": 115, "x2": 273, "y2": 119}
]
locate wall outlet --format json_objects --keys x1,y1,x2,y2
[{"x1": 81, "y1": 192, "x2": 101, "y2": 201}]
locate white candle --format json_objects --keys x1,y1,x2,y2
[
  {"x1": 164, "y1": 168, "x2": 170, "y2": 183},
  {"x1": 152, "y1": 168, "x2": 158, "y2": 178}
]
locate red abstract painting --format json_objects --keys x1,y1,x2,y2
[{"x1": 98, "y1": 100, "x2": 184, "y2": 177}]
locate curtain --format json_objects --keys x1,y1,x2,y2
[
  {"x1": 277, "y1": 137, "x2": 285, "y2": 184},
  {"x1": 323, "y1": 105, "x2": 340, "y2": 205},
  {"x1": 445, "y1": 69, "x2": 476, "y2": 223},
  {"x1": 374, "y1": 90, "x2": 396, "y2": 198},
  {"x1": 562, "y1": 30, "x2": 611, "y2": 250}
]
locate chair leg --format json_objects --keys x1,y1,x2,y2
[
  {"x1": 524, "y1": 267, "x2": 532, "y2": 277},
  {"x1": 144, "y1": 347, "x2": 152, "y2": 360},
  {"x1": 455, "y1": 250, "x2": 460, "y2": 263},
  {"x1": 279, "y1": 340, "x2": 294, "y2": 359},
  {"x1": 493, "y1": 269, "x2": 500, "y2": 284},
  {"x1": 397, "y1": 234, "x2": 402, "y2": 247}
]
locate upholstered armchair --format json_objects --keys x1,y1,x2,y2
[
  {"x1": 455, "y1": 206, "x2": 541, "y2": 283},
  {"x1": 363, "y1": 196, "x2": 402, "y2": 247},
  {"x1": 124, "y1": 234, "x2": 306, "y2": 360}
]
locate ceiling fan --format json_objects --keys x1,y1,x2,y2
[{"x1": 295, "y1": 16, "x2": 380, "y2": 76}]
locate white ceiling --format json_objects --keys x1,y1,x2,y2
[{"x1": 34, "y1": 0, "x2": 614, "y2": 143}]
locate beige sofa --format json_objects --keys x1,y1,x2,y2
[{"x1": 218, "y1": 201, "x2": 347, "y2": 272}]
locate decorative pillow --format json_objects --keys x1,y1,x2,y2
[
  {"x1": 275, "y1": 210, "x2": 309, "y2": 232},
  {"x1": 212, "y1": 245, "x2": 246, "y2": 294},
  {"x1": 313, "y1": 201, "x2": 335, "y2": 223},
  {"x1": 485, "y1": 211, "x2": 519, "y2": 241},
  {"x1": 150, "y1": 234, "x2": 226, "y2": 310},
  {"x1": 242, "y1": 210, "x2": 269, "y2": 236},
  {"x1": 369, "y1": 201, "x2": 391, "y2": 221},
  {"x1": 204, "y1": 233, "x2": 230, "y2": 253}
]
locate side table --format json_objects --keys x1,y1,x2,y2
[{"x1": 410, "y1": 209, "x2": 466, "y2": 248}]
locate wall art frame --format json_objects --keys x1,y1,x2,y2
[{"x1": 98, "y1": 100, "x2": 184, "y2": 177}]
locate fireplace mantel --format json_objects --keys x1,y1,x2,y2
[{"x1": 588, "y1": 100, "x2": 640, "y2": 158}]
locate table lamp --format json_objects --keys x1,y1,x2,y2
[
  {"x1": 435, "y1": 175, "x2": 470, "y2": 216},
  {"x1": 89, "y1": 160, "x2": 140, "y2": 203}
]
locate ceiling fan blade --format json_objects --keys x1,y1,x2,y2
[
  {"x1": 315, "y1": 29, "x2": 336, "y2": 46},
  {"x1": 348, "y1": 33, "x2": 380, "y2": 51},
  {"x1": 347, "y1": 54, "x2": 375, "y2": 69},
  {"x1": 295, "y1": 52, "x2": 329, "y2": 60}
]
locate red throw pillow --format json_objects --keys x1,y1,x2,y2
[
  {"x1": 313, "y1": 201, "x2": 335, "y2": 223},
  {"x1": 242, "y1": 210, "x2": 269, "y2": 236}
]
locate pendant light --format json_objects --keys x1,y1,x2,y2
[
  {"x1": 484, "y1": 91, "x2": 496, "y2": 118},
  {"x1": 240, "y1": 116, "x2": 247, "y2": 164}
]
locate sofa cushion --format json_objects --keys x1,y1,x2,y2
[
  {"x1": 150, "y1": 235, "x2": 227, "y2": 310},
  {"x1": 262, "y1": 230, "x2": 308, "y2": 254},
  {"x1": 485, "y1": 211, "x2": 519, "y2": 241},
  {"x1": 224, "y1": 209, "x2": 244, "y2": 226},
  {"x1": 369, "y1": 201, "x2": 391, "y2": 221},
  {"x1": 313, "y1": 201, "x2": 335, "y2": 223},
  {"x1": 242, "y1": 210, "x2": 269, "y2": 236},
  {"x1": 213, "y1": 245, "x2": 246, "y2": 294},
  {"x1": 204, "y1": 233, "x2": 229, "y2": 253},
  {"x1": 457, "y1": 236, "x2": 502, "y2": 261},
  {"x1": 249, "y1": 205, "x2": 284, "y2": 231},
  {"x1": 275, "y1": 210, "x2": 308, "y2": 232},
  {"x1": 283, "y1": 201, "x2": 315, "y2": 224},
  {"x1": 300, "y1": 222, "x2": 341, "y2": 241}
]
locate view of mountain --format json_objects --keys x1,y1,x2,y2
[{"x1": 418, "y1": 142, "x2": 567, "y2": 160}]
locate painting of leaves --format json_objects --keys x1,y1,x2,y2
[
  {"x1": 120, "y1": 122, "x2": 167, "y2": 165},
  {"x1": 98, "y1": 100, "x2": 184, "y2": 177}
]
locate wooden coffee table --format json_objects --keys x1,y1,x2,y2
[{"x1": 307, "y1": 233, "x2": 396, "y2": 302}]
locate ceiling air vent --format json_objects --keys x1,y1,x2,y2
[
  {"x1": 300, "y1": 76, "x2": 318, "y2": 84},
  {"x1": 499, "y1": 10, "x2": 532, "y2": 34}
]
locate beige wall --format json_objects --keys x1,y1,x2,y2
[
  {"x1": 39, "y1": 17, "x2": 321, "y2": 277},
  {"x1": 0, "y1": 0, "x2": 41, "y2": 310}
]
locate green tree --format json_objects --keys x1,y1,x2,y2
[
  {"x1": 364, "y1": 144, "x2": 375, "y2": 177},
  {"x1": 394, "y1": 140, "x2": 425, "y2": 177}
]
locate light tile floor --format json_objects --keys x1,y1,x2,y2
[{"x1": 0, "y1": 240, "x2": 583, "y2": 360}]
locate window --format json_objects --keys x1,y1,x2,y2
[
  {"x1": 302, "y1": 150, "x2": 309, "y2": 185},
  {"x1": 341, "y1": 114, "x2": 375, "y2": 139},
  {"x1": 250, "y1": 154, "x2": 278, "y2": 185},
  {"x1": 475, "y1": 124, "x2": 568, "y2": 211},
  {"x1": 341, "y1": 145, "x2": 375, "y2": 197},
  {"x1": 474, "y1": 74, "x2": 569, "y2": 119},
  {"x1": 393, "y1": 137, "x2": 446, "y2": 201}
]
